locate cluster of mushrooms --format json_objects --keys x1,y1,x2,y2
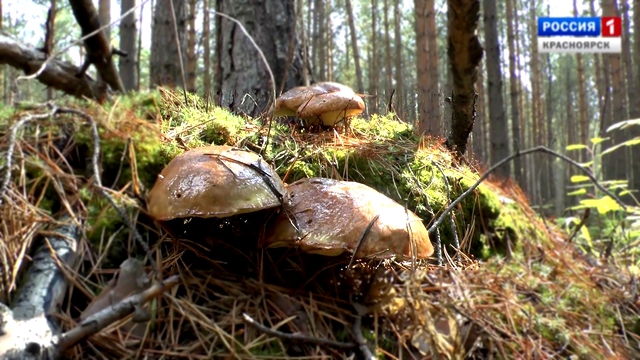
[
  {"x1": 147, "y1": 82, "x2": 432, "y2": 263},
  {"x1": 146, "y1": 145, "x2": 434, "y2": 262}
]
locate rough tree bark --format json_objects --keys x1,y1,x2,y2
[
  {"x1": 216, "y1": 0, "x2": 306, "y2": 117},
  {"x1": 383, "y1": 0, "x2": 393, "y2": 94},
  {"x1": 0, "y1": 29, "x2": 107, "y2": 100},
  {"x1": 203, "y1": 0, "x2": 211, "y2": 96},
  {"x1": 150, "y1": 0, "x2": 188, "y2": 88},
  {"x1": 119, "y1": 0, "x2": 138, "y2": 91},
  {"x1": 483, "y1": 0, "x2": 509, "y2": 177},
  {"x1": 506, "y1": 0, "x2": 523, "y2": 183},
  {"x1": 414, "y1": 0, "x2": 440, "y2": 134},
  {"x1": 186, "y1": 0, "x2": 197, "y2": 92},
  {"x1": 314, "y1": 0, "x2": 326, "y2": 80},
  {"x1": 603, "y1": 0, "x2": 627, "y2": 183},
  {"x1": 370, "y1": 0, "x2": 379, "y2": 112},
  {"x1": 444, "y1": 0, "x2": 483, "y2": 156},
  {"x1": 393, "y1": 0, "x2": 403, "y2": 118},
  {"x1": 345, "y1": 0, "x2": 364, "y2": 93}
]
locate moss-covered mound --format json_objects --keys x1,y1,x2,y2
[{"x1": 0, "y1": 89, "x2": 638, "y2": 359}]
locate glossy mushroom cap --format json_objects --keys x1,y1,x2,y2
[
  {"x1": 274, "y1": 82, "x2": 365, "y2": 127},
  {"x1": 264, "y1": 177, "x2": 434, "y2": 260},
  {"x1": 147, "y1": 145, "x2": 286, "y2": 221}
]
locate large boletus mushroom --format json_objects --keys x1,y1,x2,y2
[
  {"x1": 147, "y1": 145, "x2": 286, "y2": 247},
  {"x1": 274, "y1": 82, "x2": 365, "y2": 128},
  {"x1": 264, "y1": 177, "x2": 434, "y2": 260}
]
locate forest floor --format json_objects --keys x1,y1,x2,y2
[{"x1": 1, "y1": 89, "x2": 639, "y2": 359}]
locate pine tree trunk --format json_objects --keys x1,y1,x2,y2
[
  {"x1": 326, "y1": 1, "x2": 333, "y2": 81},
  {"x1": 621, "y1": 0, "x2": 634, "y2": 119},
  {"x1": 529, "y1": 0, "x2": 542, "y2": 202},
  {"x1": 370, "y1": 0, "x2": 379, "y2": 113},
  {"x1": 150, "y1": 0, "x2": 187, "y2": 88},
  {"x1": 393, "y1": 0, "x2": 403, "y2": 118},
  {"x1": 203, "y1": 0, "x2": 211, "y2": 96},
  {"x1": 383, "y1": 0, "x2": 393, "y2": 97},
  {"x1": 345, "y1": 0, "x2": 365, "y2": 93},
  {"x1": 216, "y1": 0, "x2": 306, "y2": 117},
  {"x1": 426, "y1": 0, "x2": 440, "y2": 131},
  {"x1": 314, "y1": 0, "x2": 326, "y2": 80},
  {"x1": 632, "y1": 0, "x2": 640, "y2": 195},
  {"x1": 483, "y1": 0, "x2": 509, "y2": 177},
  {"x1": 573, "y1": 0, "x2": 587, "y2": 157},
  {"x1": 445, "y1": 0, "x2": 482, "y2": 156},
  {"x1": 119, "y1": 0, "x2": 138, "y2": 91},
  {"x1": 506, "y1": 0, "x2": 523, "y2": 184},
  {"x1": 603, "y1": 0, "x2": 627, "y2": 183},
  {"x1": 415, "y1": 0, "x2": 436, "y2": 134},
  {"x1": 186, "y1": 0, "x2": 197, "y2": 92}
]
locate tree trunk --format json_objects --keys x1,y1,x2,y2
[
  {"x1": 119, "y1": 0, "x2": 138, "y2": 91},
  {"x1": 150, "y1": 0, "x2": 187, "y2": 88},
  {"x1": 529, "y1": 0, "x2": 542, "y2": 202},
  {"x1": 345, "y1": 0, "x2": 364, "y2": 93},
  {"x1": 634, "y1": 0, "x2": 640, "y2": 118},
  {"x1": 445, "y1": 0, "x2": 483, "y2": 156},
  {"x1": 370, "y1": 0, "x2": 379, "y2": 112},
  {"x1": 621, "y1": 0, "x2": 634, "y2": 119},
  {"x1": 383, "y1": 0, "x2": 393, "y2": 96},
  {"x1": 326, "y1": 1, "x2": 333, "y2": 81},
  {"x1": 415, "y1": 0, "x2": 437, "y2": 135},
  {"x1": 573, "y1": 0, "x2": 587, "y2": 156},
  {"x1": 393, "y1": 0, "x2": 403, "y2": 118},
  {"x1": 186, "y1": 0, "x2": 198, "y2": 92},
  {"x1": 603, "y1": 0, "x2": 627, "y2": 183},
  {"x1": 632, "y1": 0, "x2": 640, "y2": 196},
  {"x1": 136, "y1": 0, "x2": 145, "y2": 90},
  {"x1": 216, "y1": 0, "x2": 306, "y2": 117},
  {"x1": 314, "y1": 0, "x2": 326, "y2": 80},
  {"x1": 483, "y1": 0, "x2": 509, "y2": 177},
  {"x1": 203, "y1": 0, "x2": 211, "y2": 96},
  {"x1": 426, "y1": 0, "x2": 440, "y2": 132},
  {"x1": 298, "y1": 0, "x2": 309, "y2": 86},
  {"x1": 505, "y1": 0, "x2": 523, "y2": 184},
  {"x1": 99, "y1": 0, "x2": 110, "y2": 40}
]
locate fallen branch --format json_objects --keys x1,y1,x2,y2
[
  {"x1": 428, "y1": 146, "x2": 626, "y2": 234},
  {"x1": 56, "y1": 274, "x2": 180, "y2": 353},
  {"x1": 242, "y1": 313, "x2": 356, "y2": 350},
  {"x1": 0, "y1": 215, "x2": 81, "y2": 360},
  {"x1": 0, "y1": 30, "x2": 107, "y2": 100}
]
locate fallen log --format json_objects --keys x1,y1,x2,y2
[{"x1": 0, "y1": 215, "x2": 80, "y2": 360}]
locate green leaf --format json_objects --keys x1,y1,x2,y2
[
  {"x1": 570, "y1": 175, "x2": 590, "y2": 183},
  {"x1": 601, "y1": 137, "x2": 640, "y2": 156},
  {"x1": 579, "y1": 196, "x2": 622, "y2": 214},
  {"x1": 567, "y1": 188, "x2": 587, "y2": 196},
  {"x1": 619, "y1": 190, "x2": 631, "y2": 196},
  {"x1": 577, "y1": 161, "x2": 594, "y2": 167},
  {"x1": 566, "y1": 144, "x2": 588, "y2": 151},
  {"x1": 590, "y1": 137, "x2": 608, "y2": 145},
  {"x1": 606, "y1": 118, "x2": 640, "y2": 132}
]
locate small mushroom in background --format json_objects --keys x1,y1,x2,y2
[
  {"x1": 146, "y1": 145, "x2": 286, "y2": 247},
  {"x1": 263, "y1": 177, "x2": 434, "y2": 260},
  {"x1": 274, "y1": 82, "x2": 365, "y2": 128}
]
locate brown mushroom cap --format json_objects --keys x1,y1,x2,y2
[
  {"x1": 297, "y1": 91, "x2": 365, "y2": 127},
  {"x1": 274, "y1": 82, "x2": 365, "y2": 127},
  {"x1": 274, "y1": 86, "x2": 327, "y2": 117},
  {"x1": 264, "y1": 177, "x2": 434, "y2": 259},
  {"x1": 147, "y1": 145, "x2": 285, "y2": 221}
]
